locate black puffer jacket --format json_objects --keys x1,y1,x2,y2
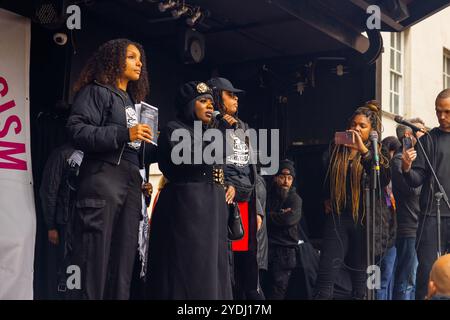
[
  {"x1": 66, "y1": 81, "x2": 156, "y2": 168},
  {"x1": 39, "y1": 144, "x2": 77, "y2": 230}
]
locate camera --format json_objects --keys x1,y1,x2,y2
[{"x1": 53, "y1": 32, "x2": 68, "y2": 46}]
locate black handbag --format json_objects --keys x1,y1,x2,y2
[{"x1": 227, "y1": 202, "x2": 244, "y2": 241}]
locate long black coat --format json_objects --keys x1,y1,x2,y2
[{"x1": 146, "y1": 119, "x2": 232, "y2": 300}]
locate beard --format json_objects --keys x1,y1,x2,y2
[{"x1": 276, "y1": 185, "x2": 290, "y2": 202}]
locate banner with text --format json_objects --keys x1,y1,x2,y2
[{"x1": 0, "y1": 8, "x2": 36, "y2": 299}]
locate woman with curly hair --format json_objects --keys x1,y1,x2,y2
[
  {"x1": 313, "y1": 102, "x2": 391, "y2": 300},
  {"x1": 67, "y1": 38, "x2": 156, "y2": 299}
]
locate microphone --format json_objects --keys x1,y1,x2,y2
[
  {"x1": 394, "y1": 116, "x2": 427, "y2": 133},
  {"x1": 212, "y1": 111, "x2": 238, "y2": 129},
  {"x1": 369, "y1": 131, "x2": 380, "y2": 172}
]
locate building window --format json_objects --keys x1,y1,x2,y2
[
  {"x1": 389, "y1": 32, "x2": 403, "y2": 115},
  {"x1": 443, "y1": 50, "x2": 450, "y2": 89}
]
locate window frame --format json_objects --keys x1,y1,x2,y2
[{"x1": 389, "y1": 32, "x2": 404, "y2": 115}]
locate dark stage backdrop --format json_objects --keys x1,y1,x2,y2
[{"x1": 29, "y1": 10, "x2": 375, "y2": 298}]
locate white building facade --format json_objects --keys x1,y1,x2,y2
[{"x1": 380, "y1": 6, "x2": 450, "y2": 138}]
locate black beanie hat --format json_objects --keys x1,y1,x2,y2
[
  {"x1": 176, "y1": 81, "x2": 212, "y2": 110},
  {"x1": 175, "y1": 81, "x2": 213, "y2": 122},
  {"x1": 277, "y1": 159, "x2": 296, "y2": 178}
]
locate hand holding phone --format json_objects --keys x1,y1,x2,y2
[
  {"x1": 403, "y1": 137, "x2": 413, "y2": 151},
  {"x1": 335, "y1": 131, "x2": 354, "y2": 145}
]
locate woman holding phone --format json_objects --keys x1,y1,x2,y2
[{"x1": 314, "y1": 102, "x2": 391, "y2": 300}]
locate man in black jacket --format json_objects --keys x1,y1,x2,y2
[
  {"x1": 402, "y1": 89, "x2": 450, "y2": 300},
  {"x1": 266, "y1": 160, "x2": 302, "y2": 300},
  {"x1": 391, "y1": 119, "x2": 426, "y2": 300},
  {"x1": 39, "y1": 143, "x2": 83, "y2": 297}
]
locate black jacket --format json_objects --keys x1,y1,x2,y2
[
  {"x1": 403, "y1": 128, "x2": 450, "y2": 217},
  {"x1": 322, "y1": 144, "x2": 394, "y2": 256},
  {"x1": 255, "y1": 174, "x2": 268, "y2": 270},
  {"x1": 39, "y1": 144, "x2": 77, "y2": 230},
  {"x1": 267, "y1": 186, "x2": 303, "y2": 247},
  {"x1": 147, "y1": 118, "x2": 232, "y2": 299},
  {"x1": 219, "y1": 118, "x2": 262, "y2": 292},
  {"x1": 66, "y1": 81, "x2": 156, "y2": 168},
  {"x1": 391, "y1": 150, "x2": 420, "y2": 238}
]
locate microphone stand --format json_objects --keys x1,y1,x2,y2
[
  {"x1": 414, "y1": 131, "x2": 450, "y2": 258},
  {"x1": 364, "y1": 171, "x2": 374, "y2": 300}
]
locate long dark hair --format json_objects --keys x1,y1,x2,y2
[
  {"x1": 73, "y1": 38, "x2": 149, "y2": 102},
  {"x1": 328, "y1": 101, "x2": 388, "y2": 221}
]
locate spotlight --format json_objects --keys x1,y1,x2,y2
[
  {"x1": 186, "y1": 9, "x2": 202, "y2": 26},
  {"x1": 158, "y1": 0, "x2": 177, "y2": 13},
  {"x1": 171, "y1": 5, "x2": 189, "y2": 18}
]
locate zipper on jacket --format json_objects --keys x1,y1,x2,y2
[
  {"x1": 117, "y1": 144, "x2": 125, "y2": 165},
  {"x1": 94, "y1": 81, "x2": 129, "y2": 166}
]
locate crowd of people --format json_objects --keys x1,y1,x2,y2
[{"x1": 39, "y1": 38, "x2": 450, "y2": 300}]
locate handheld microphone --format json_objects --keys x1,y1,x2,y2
[
  {"x1": 369, "y1": 131, "x2": 380, "y2": 172},
  {"x1": 394, "y1": 116, "x2": 427, "y2": 133},
  {"x1": 212, "y1": 111, "x2": 238, "y2": 129}
]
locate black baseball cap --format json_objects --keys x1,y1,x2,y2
[{"x1": 207, "y1": 77, "x2": 244, "y2": 93}]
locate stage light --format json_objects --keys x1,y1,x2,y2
[
  {"x1": 186, "y1": 9, "x2": 202, "y2": 26},
  {"x1": 172, "y1": 5, "x2": 189, "y2": 18},
  {"x1": 158, "y1": 0, "x2": 177, "y2": 13}
]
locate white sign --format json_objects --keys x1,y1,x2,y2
[{"x1": 0, "y1": 8, "x2": 36, "y2": 299}]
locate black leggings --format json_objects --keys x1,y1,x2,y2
[{"x1": 314, "y1": 212, "x2": 367, "y2": 299}]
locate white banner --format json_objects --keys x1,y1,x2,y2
[{"x1": 0, "y1": 9, "x2": 35, "y2": 300}]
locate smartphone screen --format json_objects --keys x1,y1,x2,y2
[
  {"x1": 403, "y1": 137, "x2": 413, "y2": 151},
  {"x1": 335, "y1": 131, "x2": 354, "y2": 145}
]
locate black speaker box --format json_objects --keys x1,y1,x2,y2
[{"x1": 178, "y1": 28, "x2": 205, "y2": 64}]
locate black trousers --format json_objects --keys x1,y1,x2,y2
[
  {"x1": 314, "y1": 212, "x2": 367, "y2": 299},
  {"x1": 70, "y1": 159, "x2": 142, "y2": 300},
  {"x1": 267, "y1": 269, "x2": 294, "y2": 300},
  {"x1": 46, "y1": 224, "x2": 66, "y2": 299},
  {"x1": 415, "y1": 215, "x2": 450, "y2": 300},
  {"x1": 266, "y1": 245, "x2": 298, "y2": 300}
]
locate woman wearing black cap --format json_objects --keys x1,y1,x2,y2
[
  {"x1": 146, "y1": 81, "x2": 233, "y2": 300},
  {"x1": 207, "y1": 77, "x2": 266, "y2": 300}
]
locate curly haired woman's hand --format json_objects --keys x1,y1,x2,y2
[
  {"x1": 345, "y1": 130, "x2": 369, "y2": 155},
  {"x1": 129, "y1": 124, "x2": 153, "y2": 143}
]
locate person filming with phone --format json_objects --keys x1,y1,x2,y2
[
  {"x1": 314, "y1": 101, "x2": 391, "y2": 300},
  {"x1": 390, "y1": 118, "x2": 426, "y2": 300}
]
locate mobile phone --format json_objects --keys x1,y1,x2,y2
[
  {"x1": 335, "y1": 131, "x2": 354, "y2": 145},
  {"x1": 403, "y1": 137, "x2": 413, "y2": 151}
]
